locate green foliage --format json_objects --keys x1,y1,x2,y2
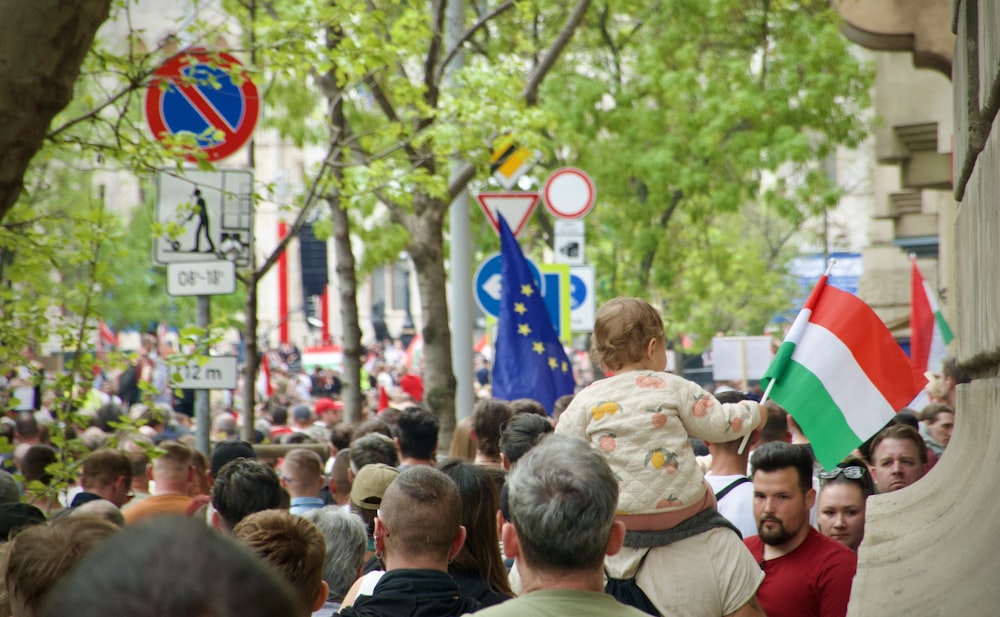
[{"x1": 538, "y1": 0, "x2": 872, "y2": 348}]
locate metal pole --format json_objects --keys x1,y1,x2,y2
[
  {"x1": 195, "y1": 294, "x2": 211, "y2": 456},
  {"x1": 446, "y1": 0, "x2": 474, "y2": 420}
]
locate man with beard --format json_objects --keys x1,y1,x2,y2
[{"x1": 745, "y1": 442, "x2": 856, "y2": 617}]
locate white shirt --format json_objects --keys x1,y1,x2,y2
[{"x1": 705, "y1": 473, "x2": 757, "y2": 539}]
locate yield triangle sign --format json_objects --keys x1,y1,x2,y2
[{"x1": 476, "y1": 192, "x2": 539, "y2": 237}]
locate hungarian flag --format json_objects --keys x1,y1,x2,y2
[
  {"x1": 762, "y1": 275, "x2": 927, "y2": 469},
  {"x1": 910, "y1": 256, "x2": 954, "y2": 374}
]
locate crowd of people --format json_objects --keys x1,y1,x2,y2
[{"x1": 0, "y1": 297, "x2": 965, "y2": 617}]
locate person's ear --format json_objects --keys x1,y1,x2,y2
[
  {"x1": 145, "y1": 464, "x2": 154, "y2": 482},
  {"x1": 312, "y1": 581, "x2": 330, "y2": 612},
  {"x1": 469, "y1": 429, "x2": 478, "y2": 442},
  {"x1": 805, "y1": 487, "x2": 816, "y2": 510},
  {"x1": 605, "y1": 520, "x2": 626, "y2": 557},
  {"x1": 500, "y1": 452, "x2": 511, "y2": 471},
  {"x1": 449, "y1": 525, "x2": 468, "y2": 561},
  {"x1": 645, "y1": 337, "x2": 659, "y2": 359},
  {"x1": 210, "y1": 510, "x2": 224, "y2": 532},
  {"x1": 500, "y1": 521, "x2": 520, "y2": 559}
]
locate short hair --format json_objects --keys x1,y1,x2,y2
[
  {"x1": 330, "y1": 424, "x2": 353, "y2": 451},
  {"x1": 591, "y1": 297, "x2": 665, "y2": 371},
  {"x1": 920, "y1": 403, "x2": 955, "y2": 424},
  {"x1": 151, "y1": 440, "x2": 193, "y2": 484},
  {"x1": 552, "y1": 394, "x2": 575, "y2": 425},
  {"x1": 379, "y1": 466, "x2": 462, "y2": 562},
  {"x1": 439, "y1": 461, "x2": 512, "y2": 597},
  {"x1": 210, "y1": 440, "x2": 257, "y2": 477},
  {"x1": 14, "y1": 414, "x2": 40, "y2": 440},
  {"x1": 271, "y1": 406, "x2": 289, "y2": 426},
  {"x1": 283, "y1": 448, "x2": 324, "y2": 481},
  {"x1": 233, "y1": 510, "x2": 326, "y2": 615},
  {"x1": 120, "y1": 434, "x2": 153, "y2": 479},
  {"x1": 819, "y1": 457, "x2": 875, "y2": 499},
  {"x1": 750, "y1": 442, "x2": 814, "y2": 492},
  {"x1": 80, "y1": 448, "x2": 132, "y2": 492},
  {"x1": 869, "y1": 424, "x2": 928, "y2": 465},
  {"x1": 211, "y1": 459, "x2": 283, "y2": 530},
  {"x1": 5, "y1": 516, "x2": 119, "y2": 616},
  {"x1": 40, "y1": 516, "x2": 299, "y2": 617},
  {"x1": 300, "y1": 507, "x2": 367, "y2": 602},
  {"x1": 471, "y1": 399, "x2": 512, "y2": 459},
  {"x1": 352, "y1": 418, "x2": 393, "y2": 441},
  {"x1": 21, "y1": 445, "x2": 58, "y2": 486},
  {"x1": 94, "y1": 402, "x2": 126, "y2": 433},
  {"x1": 349, "y1": 434, "x2": 399, "y2": 474},
  {"x1": 330, "y1": 448, "x2": 352, "y2": 498},
  {"x1": 395, "y1": 407, "x2": 439, "y2": 460},
  {"x1": 291, "y1": 405, "x2": 313, "y2": 424},
  {"x1": 759, "y1": 400, "x2": 789, "y2": 444},
  {"x1": 499, "y1": 414, "x2": 553, "y2": 465},
  {"x1": 507, "y1": 435, "x2": 619, "y2": 572},
  {"x1": 0, "y1": 471, "x2": 21, "y2": 505},
  {"x1": 508, "y1": 398, "x2": 547, "y2": 417}
]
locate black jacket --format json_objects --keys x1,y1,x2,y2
[{"x1": 337, "y1": 569, "x2": 480, "y2": 617}]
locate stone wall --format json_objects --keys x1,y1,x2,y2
[{"x1": 847, "y1": 1, "x2": 1000, "y2": 614}]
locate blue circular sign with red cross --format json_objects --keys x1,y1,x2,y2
[{"x1": 144, "y1": 49, "x2": 260, "y2": 162}]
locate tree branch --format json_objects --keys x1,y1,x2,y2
[
  {"x1": 434, "y1": 0, "x2": 517, "y2": 85},
  {"x1": 521, "y1": 0, "x2": 593, "y2": 106}
]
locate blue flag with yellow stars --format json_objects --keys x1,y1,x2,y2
[{"x1": 492, "y1": 214, "x2": 575, "y2": 414}]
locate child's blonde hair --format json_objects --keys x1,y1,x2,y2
[{"x1": 591, "y1": 297, "x2": 665, "y2": 371}]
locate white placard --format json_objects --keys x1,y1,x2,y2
[
  {"x1": 166, "y1": 261, "x2": 236, "y2": 296},
  {"x1": 711, "y1": 336, "x2": 774, "y2": 382},
  {"x1": 171, "y1": 356, "x2": 239, "y2": 390},
  {"x1": 569, "y1": 265, "x2": 596, "y2": 331}
]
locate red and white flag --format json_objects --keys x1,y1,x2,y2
[
  {"x1": 910, "y1": 256, "x2": 954, "y2": 374},
  {"x1": 762, "y1": 275, "x2": 927, "y2": 469}
]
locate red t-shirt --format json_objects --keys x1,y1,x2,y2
[{"x1": 745, "y1": 527, "x2": 857, "y2": 617}]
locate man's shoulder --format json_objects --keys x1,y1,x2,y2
[{"x1": 471, "y1": 590, "x2": 651, "y2": 617}]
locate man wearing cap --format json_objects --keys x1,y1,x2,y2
[
  {"x1": 290, "y1": 405, "x2": 315, "y2": 433},
  {"x1": 315, "y1": 397, "x2": 344, "y2": 428},
  {"x1": 350, "y1": 463, "x2": 400, "y2": 561}
]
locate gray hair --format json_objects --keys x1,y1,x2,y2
[
  {"x1": 299, "y1": 507, "x2": 367, "y2": 601},
  {"x1": 507, "y1": 434, "x2": 619, "y2": 571}
]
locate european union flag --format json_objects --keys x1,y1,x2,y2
[{"x1": 492, "y1": 214, "x2": 575, "y2": 414}]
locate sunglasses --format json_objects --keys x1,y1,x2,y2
[{"x1": 818, "y1": 465, "x2": 867, "y2": 480}]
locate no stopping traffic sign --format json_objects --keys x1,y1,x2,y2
[{"x1": 145, "y1": 49, "x2": 260, "y2": 162}]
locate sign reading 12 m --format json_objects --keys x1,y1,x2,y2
[{"x1": 145, "y1": 49, "x2": 260, "y2": 162}]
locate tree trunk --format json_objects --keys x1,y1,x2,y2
[
  {"x1": 407, "y1": 198, "x2": 456, "y2": 448},
  {"x1": 328, "y1": 195, "x2": 364, "y2": 424},
  {"x1": 0, "y1": 0, "x2": 112, "y2": 221},
  {"x1": 240, "y1": 270, "x2": 260, "y2": 442}
]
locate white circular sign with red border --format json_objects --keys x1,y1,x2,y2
[{"x1": 543, "y1": 167, "x2": 596, "y2": 219}]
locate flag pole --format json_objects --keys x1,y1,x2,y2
[{"x1": 737, "y1": 258, "x2": 838, "y2": 455}]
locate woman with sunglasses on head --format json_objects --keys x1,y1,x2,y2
[{"x1": 816, "y1": 457, "x2": 874, "y2": 552}]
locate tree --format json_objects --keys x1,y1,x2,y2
[
  {"x1": 249, "y1": 0, "x2": 594, "y2": 441},
  {"x1": 538, "y1": 0, "x2": 871, "y2": 346},
  {"x1": 0, "y1": 0, "x2": 113, "y2": 221}
]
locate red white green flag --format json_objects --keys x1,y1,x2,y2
[
  {"x1": 910, "y1": 256, "x2": 954, "y2": 374},
  {"x1": 762, "y1": 275, "x2": 927, "y2": 469}
]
